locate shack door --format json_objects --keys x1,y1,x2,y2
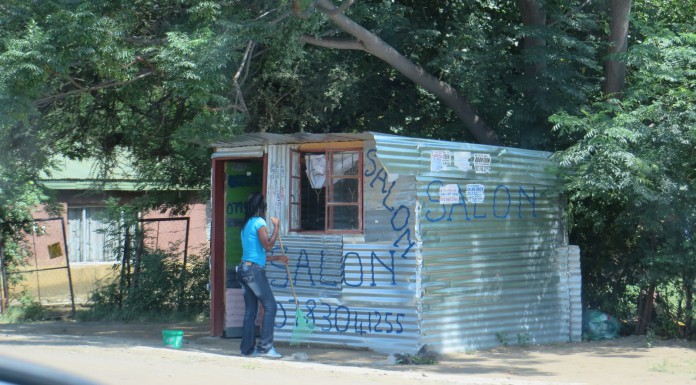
[{"x1": 224, "y1": 159, "x2": 263, "y2": 337}]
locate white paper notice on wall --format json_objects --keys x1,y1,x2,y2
[
  {"x1": 466, "y1": 184, "x2": 485, "y2": 203},
  {"x1": 453, "y1": 151, "x2": 472, "y2": 172},
  {"x1": 473, "y1": 153, "x2": 491, "y2": 174},
  {"x1": 430, "y1": 150, "x2": 451, "y2": 172},
  {"x1": 439, "y1": 184, "x2": 460, "y2": 204}
]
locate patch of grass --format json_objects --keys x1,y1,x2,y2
[
  {"x1": 650, "y1": 360, "x2": 671, "y2": 373},
  {"x1": 394, "y1": 345, "x2": 439, "y2": 365},
  {"x1": 0, "y1": 294, "x2": 43, "y2": 323},
  {"x1": 649, "y1": 358, "x2": 696, "y2": 374},
  {"x1": 496, "y1": 332, "x2": 510, "y2": 346},
  {"x1": 517, "y1": 333, "x2": 531, "y2": 347},
  {"x1": 646, "y1": 329, "x2": 656, "y2": 348}
]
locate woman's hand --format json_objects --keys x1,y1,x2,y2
[
  {"x1": 269, "y1": 254, "x2": 288, "y2": 264},
  {"x1": 270, "y1": 217, "x2": 280, "y2": 227}
]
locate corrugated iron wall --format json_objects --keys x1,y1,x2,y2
[
  {"x1": 218, "y1": 133, "x2": 580, "y2": 354},
  {"x1": 264, "y1": 141, "x2": 422, "y2": 353},
  {"x1": 265, "y1": 144, "x2": 291, "y2": 229},
  {"x1": 372, "y1": 133, "x2": 579, "y2": 352}
]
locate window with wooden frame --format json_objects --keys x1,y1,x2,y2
[{"x1": 290, "y1": 146, "x2": 363, "y2": 233}]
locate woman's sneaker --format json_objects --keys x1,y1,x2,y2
[{"x1": 253, "y1": 347, "x2": 282, "y2": 358}]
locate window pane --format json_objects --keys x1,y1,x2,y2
[
  {"x1": 67, "y1": 208, "x2": 83, "y2": 263},
  {"x1": 330, "y1": 206, "x2": 359, "y2": 230},
  {"x1": 68, "y1": 207, "x2": 117, "y2": 263},
  {"x1": 85, "y1": 207, "x2": 111, "y2": 262},
  {"x1": 331, "y1": 178, "x2": 359, "y2": 203},
  {"x1": 332, "y1": 152, "x2": 359, "y2": 176}
]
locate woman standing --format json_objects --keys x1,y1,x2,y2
[{"x1": 238, "y1": 192, "x2": 288, "y2": 358}]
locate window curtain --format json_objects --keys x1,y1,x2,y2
[
  {"x1": 305, "y1": 154, "x2": 326, "y2": 189},
  {"x1": 305, "y1": 153, "x2": 358, "y2": 189}
]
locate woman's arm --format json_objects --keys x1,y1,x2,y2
[
  {"x1": 257, "y1": 217, "x2": 279, "y2": 252},
  {"x1": 257, "y1": 218, "x2": 288, "y2": 263}
]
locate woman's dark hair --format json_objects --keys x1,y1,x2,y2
[{"x1": 244, "y1": 192, "x2": 267, "y2": 225}]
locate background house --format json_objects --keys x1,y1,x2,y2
[{"x1": 17, "y1": 156, "x2": 210, "y2": 307}]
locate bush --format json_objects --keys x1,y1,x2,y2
[{"x1": 81, "y1": 249, "x2": 210, "y2": 321}]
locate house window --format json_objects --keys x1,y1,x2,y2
[
  {"x1": 290, "y1": 148, "x2": 363, "y2": 232},
  {"x1": 67, "y1": 207, "x2": 117, "y2": 263}
]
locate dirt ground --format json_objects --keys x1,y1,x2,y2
[{"x1": 1, "y1": 320, "x2": 695, "y2": 385}]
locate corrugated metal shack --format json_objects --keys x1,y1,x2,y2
[{"x1": 209, "y1": 132, "x2": 582, "y2": 354}]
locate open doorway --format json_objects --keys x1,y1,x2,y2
[{"x1": 223, "y1": 159, "x2": 263, "y2": 337}]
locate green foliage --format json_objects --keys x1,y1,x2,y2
[
  {"x1": 0, "y1": 0, "x2": 248, "y2": 205},
  {"x1": 0, "y1": 292, "x2": 43, "y2": 323},
  {"x1": 394, "y1": 345, "x2": 438, "y2": 365},
  {"x1": 646, "y1": 329, "x2": 656, "y2": 348},
  {"x1": 82, "y1": 250, "x2": 210, "y2": 321},
  {"x1": 496, "y1": 332, "x2": 510, "y2": 346},
  {"x1": 0, "y1": 0, "x2": 694, "y2": 342},
  {"x1": 517, "y1": 333, "x2": 531, "y2": 347},
  {"x1": 552, "y1": 26, "x2": 696, "y2": 336}
]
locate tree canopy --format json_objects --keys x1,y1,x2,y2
[{"x1": 1, "y1": 0, "x2": 695, "y2": 336}]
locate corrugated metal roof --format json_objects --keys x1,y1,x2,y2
[
  {"x1": 212, "y1": 132, "x2": 374, "y2": 149},
  {"x1": 40, "y1": 157, "x2": 143, "y2": 191},
  {"x1": 39, "y1": 156, "x2": 188, "y2": 191}
]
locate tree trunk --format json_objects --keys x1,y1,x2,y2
[
  {"x1": 636, "y1": 283, "x2": 656, "y2": 335},
  {"x1": 518, "y1": 0, "x2": 547, "y2": 92},
  {"x1": 517, "y1": 0, "x2": 547, "y2": 148},
  {"x1": 307, "y1": 0, "x2": 501, "y2": 146},
  {"x1": 0, "y1": 238, "x2": 7, "y2": 313},
  {"x1": 604, "y1": 0, "x2": 632, "y2": 96},
  {"x1": 685, "y1": 276, "x2": 693, "y2": 339}
]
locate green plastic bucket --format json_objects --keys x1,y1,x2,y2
[{"x1": 162, "y1": 329, "x2": 184, "y2": 349}]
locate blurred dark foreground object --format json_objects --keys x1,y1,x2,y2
[{"x1": 0, "y1": 356, "x2": 101, "y2": 385}]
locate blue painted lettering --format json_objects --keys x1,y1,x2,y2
[
  {"x1": 473, "y1": 203, "x2": 487, "y2": 219},
  {"x1": 493, "y1": 185, "x2": 511, "y2": 219},
  {"x1": 227, "y1": 174, "x2": 258, "y2": 188},
  {"x1": 448, "y1": 185, "x2": 471, "y2": 221},
  {"x1": 294, "y1": 249, "x2": 316, "y2": 286},
  {"x1": 518, "y1": 186, "x2": 537, "y2": 218},
  {"x1": 390, "y1": 205, "x2": 410, "y2": 231},
  {"x1": 319, "y1": 251, "x2": 338, "y2": 286},
  {"x1": 364, "y1": 149, "x2": 378, "y2": 177},
  {"x1": 426, "y1": 180, "x2": 446, "y2": 222},
  {"x1": 342, "y1": 252, "x2": 364, "y2": 287},
  {"x1": 370, "y1": 251, "x2": 395, "y2": 286},
  {"x1": 225, "y1": 201, "x2": 244, "y2": 215}
]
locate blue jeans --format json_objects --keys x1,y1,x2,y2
[{"x1": 238, "y1": 262, "x2": 277, "y2": 355}]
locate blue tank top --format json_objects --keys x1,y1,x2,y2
[{"x1": 241, "y1": 217, "x2": 268, "y2": 267}]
